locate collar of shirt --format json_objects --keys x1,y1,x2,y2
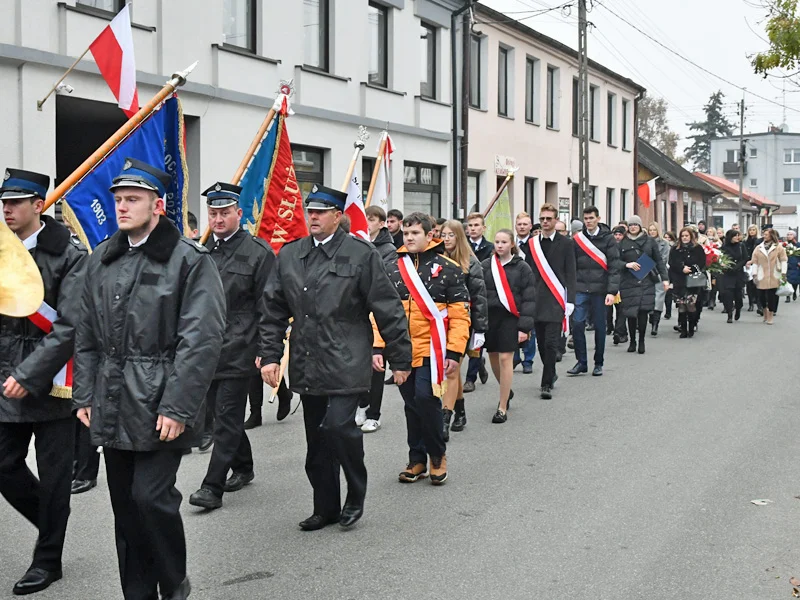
[
  {"x1": 586, "y1": 227, "x2": 599, "y2": 237},
  {"x1": 314, "y1": 233, "x2": 335, "y2": 247},
  {"x1": 128, "y1": 234, "x2": 150, "y2": 248},
  {"x1": 213, "y1": 229, "x2": 239, "y2": 244},
  {"x1": 17, "y1": 221, "x2": 45, "y2": 251},
  {"x1": 542, "y1": 231, "x2": 557, "y2": 241},
  {"x1": 469, "y1": 237, "x2": 483, "y2": 246},
  {"x1": 517, "y1": 235, "x2": 529, "y2": 245}
]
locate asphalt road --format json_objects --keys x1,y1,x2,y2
[{"x1": 2, "y1": 301, "x2": 800, "y2": 600}]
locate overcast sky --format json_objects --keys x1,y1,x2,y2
[{"x1": 482, "y1": 0, "x2": 798, "y2": 152}]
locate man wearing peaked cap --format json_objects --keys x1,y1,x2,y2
[
  {"x1": 305, "y1": 183, "x2": 347, "y2": 211},
  {"x1": 0, "y1": 167, "x2": 88, "y2": 595},
  {"x1": 73, "y1": 158, "x2": 226, "y2": 600},
  {"x1": 187, "y1": 182, "x2": 276, "y2": 511}
]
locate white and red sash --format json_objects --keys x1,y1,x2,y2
[
  {"x1": 398, "y1": 256, "x2": 449, "y2": 396},
  {"x1": 529, "y1": 235, "x2": 569, "y2": 333},
  {"x1": 573, "y1": 231, "x2": 608, "y2": 271},
  {"x1": 491, "y1": 255, "x2": 520, "y2": 317},
  {"x1": 27, "y1": 301, "x2": 73, "y2": 399}
]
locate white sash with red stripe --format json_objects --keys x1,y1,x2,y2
[
  {"x1": 573, "y1": 231, "x2": 608, "y2": 271},
  {"x1": 529, "y1": 236, "x2": 569, "y2": 333},
  {"x1": 491, "y1": 255, "x2": 520, "y2": 317},
  {"x1": 398, "y1": 256, "x2": 449, "y2": 397},
  {"x1": 27, "y1": 301, "x2": 73, "y2": 399}
]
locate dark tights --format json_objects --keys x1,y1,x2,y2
[{"x1": 627, "y1": 312, "x2": 648, "y2": 341}]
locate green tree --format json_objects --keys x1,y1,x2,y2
[
  {"x1": 684, "y1": 91, "x2": 733, "y2": 172},
  {"x1": 638, "y1": 95, "x2": 682, "y2": 161},
  {"x1": 752, "y1": 0, "x2": 800, "y2": 75}
]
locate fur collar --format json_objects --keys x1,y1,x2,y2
[
  {"x1": 101, "y1": 216, "x2": 181, "y2": 264},
  {"x1": 34, "y1": 214, "x2": 72, "y2": 255}
]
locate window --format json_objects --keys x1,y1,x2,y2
[
  {"x1": 590, "y1": 84, "x2": 599, "y2": 141},
  {"x1": 750, "y1": 178, "x2": 758, "y2": 187},
  {"x1": 784, "y1": 178, "x2": 800, "y2": 193},
  {"x1": 607, "y1": 92, "x2": 617, "y2": 146},
  {"x1": 362, "y1": 158, "x2": 376, "y2": 201},
  {"x1": 621, "y1": 99, "x2": 630, "y2": 150},
  {"x1": 606, "y1": 188, "x2": 615, "y2": 223},
  {"x1": 292, "y1": 145, "x2": 325, "y2": 200},
  {"x1": 546, "y1": 66, "x2": 558, "y2": 129},
  {"x1": 749, "y1": 147, "x2": 758, "y2": 158},
  {"x1": 469, "y1": 35, "x2": 482, "y2": 108},
  {"x1": 368, "y1": 3, "x2": 388, "y2": 87},
  {"x1": 420, "y1": 22, "x2": 436, "y2": 99},
  {"x1": 620, "y1": 188, "x2": 629, "y2": 219},
  {"x1": 726, "y1": 149, "x2": 739, "y2": 162},
  {"x1": 682, "y1": 199, "x2": 689, "y2": 224},
  {"x1": 77, "y1": 0, "x2": 124, "y2": 11},
  {"x1": 498, "y1": 46, "x2": 509, "y2": 116},
  {"x1": 303, "y1": 0, "x2": 329, "y2": 70},
  {"x1": 524, "y1": 177, "x2": 538, "y2": 215},
  {"x1": 223, "y1": 0, "x2": 256, "y2": 52},
  {"x1": 525, "y1": 56, "x2": 539, "y2": 124},
  {"x1": 785, "y1": 149, "x2": 800, "y2": 164},
  {"x1": 467, "y1": 171, "x2": 481, "y2": 212},
  {"x1": 404, "y1": 162, "x2": 442, "y2": 215},
  {"x1": 571, "y1": 78, "x2": 579, "y2": 136}
]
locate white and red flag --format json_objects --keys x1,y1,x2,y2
[
  {"x1": 345, "y1": 175, "x2": 370, "y2": 241},
  {"x1": 637, "y1": 177, "x2": 658, "y2": 209},
  {"x1": 89, "y1": 4, "x2": 139, "y2": 118},
  {"x1": 371, "y1": 133, "x2": 395, "y2": 210},
  {"x1": 28, "y1": 301, "x2": 73, "y2": 398}
]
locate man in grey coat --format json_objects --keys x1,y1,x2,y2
[
  {"x1": 0, "y1": 168, "x2": 87, "y2": 596},
  {"x1": 73, "y1": 158, "x2": 225, "y2": 600}
]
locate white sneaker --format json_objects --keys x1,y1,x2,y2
[
  {"x1": 355, "y1": 406, "x2": 368, "y2": 427},
  {"x1": 361, "y1": 419, "x2": 381, "y2": 433}
]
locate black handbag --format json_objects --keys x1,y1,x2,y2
[{"x1": 686, "y1": 272, "x2": 706, "y2": 288}]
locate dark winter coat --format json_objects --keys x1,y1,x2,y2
[
  {"x1": 718, "y1": 242, "x2": 748, "y2": 290},
  {"x1": 470, "y1": 236, "x2": 495, "y2": 262},
  {"x1": 0, "y1": 216, "x2": 87, "y2": 422},
  {"x1": 392, "y1": 228, "x2": 404, "y2": 249},
  {"x1": 668, "y1": 243, "x2": 706, "y2": 296},
  {"x1": 617, "y1": 234, "x2": 669, "y2": 317},
  {"x1": 481, "y1": 255, "x2": 536, "y2": 333},
  {"x1": 204, "y1": 229, "x2": 275, "y2": 379},
  {"x1": 788, "y1": 254, "x2": 800, "y2": 286},
  {"x1": 259, "y1": 228, "x2": 412, "y2": 396},
  {"x1": 744, "y1": 235, "x2": 761, "y2": 258},
  {"x1": 466, "y1": 254, "x2": 489, "y2": 333},
  {"x1": 527, "y1": 233, "x2": 577, "y2": 323},
  {"x1": 372, "y1": 227, "x2": 398, "y2": 266},
  {"x1": 73, "y1": 217, "x2": 226, "y2": 451},
  {"x1": 573, "y1": 224, "x2": 622, "y2": 295}
]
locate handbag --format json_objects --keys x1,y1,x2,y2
[
  {"x1": 777, "y1": 281, "x2": 793, "y2": 297},
  {"x1": 686, "y1": 272, "x2": 706, "y2": 288}
]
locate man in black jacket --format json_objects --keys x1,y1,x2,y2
[
  {"x1": 258, "y1": 185, "x2": 412, "y2": 531},
  {"x1": 527, "y1": 203, "x2": 576, "y2": 399},
  {"x1": 567, "y1": 206, "x2": 622, "y2": 378},
  {"x1": 514, "y1": 211, "x2": 538, "y2": 374},
  {"x1": 74, "y1": 158, "x2": 226, "y2": 600},
  {"x1": 387, "y1": 208, "x2": 404, "y2": 249},
  {"x1": 463, "y1": 212, "x2": 492, "y2": 392},
  {"x1": 188, "y1": 182, "x2": 275, "y2": 510},
  {"x1": 0, "y1": 169, "x2": 87, "y2": 596}
]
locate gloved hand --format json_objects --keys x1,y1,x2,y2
[
  {"x1": 565, "y1": 302, "x2": 575, "y2": 318},
  {"x1": 469, "y1": 332, "x2": 485, "y2": 351}
]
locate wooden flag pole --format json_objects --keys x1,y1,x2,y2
[
  {"x1": 199, "y1": 106, "x2": 279, "y2": 244},
  {"x1": 43, "y1": 61, "x2": 198, "y2": 213},
  {"x1": 364, "y1": 132, "x2": 388, "y2": 208},
  {"x1": 37, "y1": 47, "x2": 92, "y2": 111},
  {"x1": 340, "y1": 126, "x2": 370, "y2": 192},
  {"x1": 481, "y1": 170, "x2": 515, "y2": 219}
]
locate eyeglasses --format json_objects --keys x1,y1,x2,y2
[
  {"x1": 539, "y1": 216, "x2": 554, "y2": 222},
  {"x1": 440, "y1": 232, "x2": 456, "y2": 239}
]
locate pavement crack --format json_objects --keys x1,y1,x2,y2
[{"x1": 222, "y1": 571, "x2": 275, "y2": 586}]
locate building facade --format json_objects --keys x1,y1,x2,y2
[
  {"x1": 0, "y1": 0, "x2": 460, "y2": 230},
  {"x1": 466, "y1": 3, "x2": 645, "y2": 226}
]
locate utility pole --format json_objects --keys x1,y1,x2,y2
[
  {"x1": 450, "y1": 1, "x2": 471, "y2": 219},
  {"x1": 737, "y1": 94, "x2": 745, "y2": 228},
  {"x1": 460, "y1": 8, "x2": 471, "y2": 217},
  {"x1": 578, "y1": 0, "x2": 590, "y2": 215}
]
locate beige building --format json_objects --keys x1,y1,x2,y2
[{"x1": 466, "y1": 3, "x2": 645, "y2": 225}]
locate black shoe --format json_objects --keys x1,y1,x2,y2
[
  {"x1": 555, "y1": 352, "x2": 563, "y2": 363},
  {"x1": 492, "y1": 409, "x2": 507, "y2": 423},
  {"x1": 747, "y1": 304, "x2": 754, "y2": 312},
  {"x1": 189, "y1": 488, "x2": 222, "y2": 510},
  {"x1": 709, "y1": 305, "x2": 715, "y2": 311},
  {"x1": 627, "y1": 341, "x2": 637, "y2": 353},
  {"x1": 592, "y1": 365, "x2": 603, "y2": 376},
  {"x1": 478, "y1": 357, "x2": 489, "y2": 384},
  {"x1": 243, "y1": 412, "x2": 262, "y2": 430},
  {"x1": 735, "y1": 308, "x2": 741, "y2": 321},
  {"x1": 339, "y1": 504, "x2": 363, "y2": 528},
  {"x1": 552, "y1": 374, "x2": 559, "y2": 387},
  {"x1": 162, "y1": 577, "x2": 191, "y2": 600},
  {"x1": 618, "y1": 335, "x2": 628, "y2": 344},
  {"x1": 664, "y1": 313, "x2": 671, "y2": 320},
  {"x1": 198, "y1": 433, "x2": 213, "y2": 452},
  {"x1": 12, "y1": 568, "x2": 63, "y2": 596},
  {"x1": 300, "y1": 513, "x2": 340, "y2": 531},
  {"x1": 638, "y1": 339, "x2": 645, "y2": 354},
  {"x1": 277, "y1": 388, "x2": 293, "y2": 421},
  {"x1": 679, "y1": 331, "x2": 688, "y2": 338},
  {"x1": 567, "y1": 337, "x2": 574, "y2": 350},
  {"x1": 70, "y1": 479, "x2": 97, "y2": 495},
  {"x1": 224, "y1": 471, "x2": 255, "y2": 492},
  {"x1": 522, "y1": 363, "x2": 533, "y2": 374},
  {"x1": 612, "y1": 333, "x2": 620, "y2": 345},
  {"x1": 451, "y1": 409, "x2": 466, "y2": 432},
  {"x1": 673, "y1": 325, "x2": 681, "y2": 332},
  {"x1": 586, "y1": 323, "x2": 595, "y2": 332},
  {"x1": 540, "y1": 386, "x2": 552, "y2": 400},
  {"x1": 757, "y1": 308, "x2": 764, "y2": 316},
  {"x1": 442, "y1": 409, "x2": 452, "y2": 443},
  {"x1": 463, "y1": 380, "x2": 476, "y2": 393},
  {"x1": 567, "y1": 362, "x2": 587, "y2": 376},
  {"x1": 607, "y1": 325, "x2": 614, "y2": 335},
  {"x1": 727, "y1": 314, "x2": 733, "y2": 323},
  {"x1": 786, "y1": 297, "x2": 791, "y2": 304}
]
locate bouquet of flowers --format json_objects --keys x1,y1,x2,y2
[
  {"x1": 782, "y1": 242, "x2": 800, "y2": 258},
  {"x1": 703, "y1": 242, "x2": 734, "y2": 274}
]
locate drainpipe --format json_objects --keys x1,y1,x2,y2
[{"x1": 451, "y1": 1, "x2": 471, "y2": 219}]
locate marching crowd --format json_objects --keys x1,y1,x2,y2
[{"x1": 0, "y1": 158, "x2": 797, "y2": 600}]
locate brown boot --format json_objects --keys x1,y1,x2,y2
[
  {"x1": 430, "y1": 455, "x2": 448, "y2": 486},
  {"x1": 398, "y1": 462, "x2": 428, "y2": 483}
]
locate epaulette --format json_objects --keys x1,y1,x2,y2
[
  {"x1": 349, "y1": 235, "x2": 374, "y2": 248},
  {"x1": 250, "y1": 236, "x2": 271, "y2": 251},
  {"x1": 179, "y1": 237, "x2": 210, "y2": 253}
]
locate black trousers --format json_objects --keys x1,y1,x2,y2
[
  {"x1": 105, "y1": 448, "x2": 186, "y2": 600},
  {"x1": 201, "y1": 378, "x2": 253, "y2": 497},
  {"x1": 358, "y1": 367, "x2": 385, "y2": 421},
  {"x1": 664, "y1": 289, "x2": 673, "y2": 317},
  {"x1": 0, "y1": 417, "x2": 73, "y2": 572},
  {"x1": 248, "y1": 374, "x2": 263, "y2": 413},
  {"x1": 398, "y1": 363, "x2": 446, "y2": 464},
  {"x1": 627, "y1": 312, "x2": 649, "y2": 341},
  {"x1": 535, "y1": 321, "x2": 562, "y2": 387},
  {"x1": 721, "y1": 287, "x2": 744, "y2": 314},
  {"x1": 759, "y1": 288, "x2": 779, "y2": 312},
  {"x1": 74, "y1": 417, "x2": 100, "y2": 481},
  {"x1": 301, "y1": 394, "x2": 366, "y2": 518}
]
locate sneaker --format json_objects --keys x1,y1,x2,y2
[
  {"x1": 540, "y1": 385, "x2": 552, "y2": 400},
  {"x1": 361, "y1": 419, "x2": 381, "y2": 433},
  {"x1": 355, "y1": 406, "x2": 368, "y2": 427},
  {"x1": 522, "y1": 363, "x2": 533, "y2": 374},
  {"x1": 451, "y1": 409, "x2": 467, "y2": 432},
  {"x1": 463, "y1": 380, "x2": 476, "y2": 393},
  {"x1": 430, "y1": 455, "x2": 448, "y2": 485},
  {"x1": 399, "y1": 462, "x2": 428, "y2": 483}
]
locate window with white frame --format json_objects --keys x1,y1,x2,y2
[
  {"x1": 571, "y1": 78, "x2": 579, "y2": 136},
  {"x1": 784, "y1": 178, "x2": 800, "y2": 193},
  {"x1": 726, "y1": 149, "x2": 739, "y2": 162},
  {"x1": 467, "y1": 171, "x2": 481, "y2": 212},
  {"x1": 525, "y1": 56, "x2": 540, "y2": 124},
  {"x1": 223, "y1": 0, "x2": 256, "y2": 51},
  {"x1": 621, "y1": 99, "x2": 631, "y2": 150},
  {"x1": 607, "y1": 92, "x2": 617, "y2": 146},
  {"x1": 750, "y1": 178, "x2": 758, "y2": 187},
  {"x1": 303, "y1": 0, "x2": 329, "y2": 70},
  {"x1": 590, "y1": 84, "x2": 599, "y2": 141},
  {"x1": 785, "y1": 149, "x2": 800, "y2": 164},
  {"x1": 524, "y1": 177, "x2": 538, "y2": 215},
  {"x1": 749, "y1": 147, "x2": 758, "y2": 158},
  {"x1": 368, "y1": 2, "x2": 388, "y2": 87},
  {"x1": 606, "y1": 188, "x2": 615, "y2": 223},
  {"x1": 546, "y1": 65, "x2": 559, "y2": 129},
  {"x1": 420, "y1": 22, "x2": 436, "y2": 99},
  {"x1": 469, "y1": 35, "x2": 482, "y2": 109},
  {"x1": 498, "y1": 46, "x2": 509, "y2": 116}
]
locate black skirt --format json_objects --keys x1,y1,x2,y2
[{"x1": 485, "y1": 308, "x2": 521, "y2": 353}]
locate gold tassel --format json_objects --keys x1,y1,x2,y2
[
  {"x1": 432, "y1": 380, "x2": 448, "y2": 399},
  {"x1": 49, "y1": 385, "x2": 72, "y2": 399}
]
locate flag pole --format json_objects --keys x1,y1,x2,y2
[
  {"x1": 43, "y1": 61, "x2": 199, "y2": 212},
  {"x1": 364, "y1": 131, "x2": 388, "y2": 208},
  {"x1": 482, "y1": 169, "x2": 516, "y2": 218},
  {"x1": 37, "y1": 47, "x2": 92, "y2": 111}
]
